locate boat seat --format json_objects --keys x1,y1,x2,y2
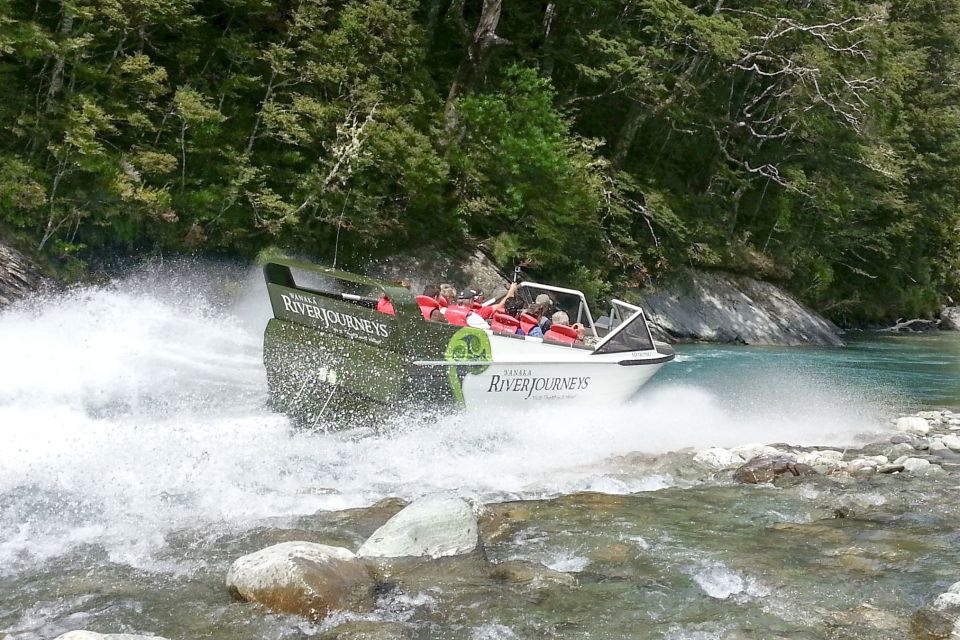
[
  {"x1": 443, "y1": 305, "x2": 471, "y2": 327},
  {"x1": 376, "y1": 296, "x2": 395, "y2": 316},
  {"x1": 519, "y1": 313, "x2": 538, "y2": 334},
  {"x1": 543, "y1": 324, "x2": 579, "y2": 344},
  {"x1": 491, "y1": 312, "x2": 521, "y2": 334},
  {"x1": 416, "y1": 295, "x2": 440, "y2": 320}
]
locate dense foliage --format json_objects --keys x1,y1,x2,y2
[{"x1": 1, "y1": 0, "x2": 958, "y2": 323}]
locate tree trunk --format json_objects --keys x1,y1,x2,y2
[
  {"x1": 540, "y1": 2, "x2": 558, "y2": 77},
  {"x1": 611, "y1": 101, "x2": 645, "y2": 167},
  {"x1": 443, "y1": 0, "x2": 508, "y2": 135}
]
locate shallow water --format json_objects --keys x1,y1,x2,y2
[{"x1": 1, "y1": 262, "x2": 958, "y2": 639}]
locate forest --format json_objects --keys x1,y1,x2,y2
[{"x1": 0, "y1": 0, "x2": 958, "y2": 324}]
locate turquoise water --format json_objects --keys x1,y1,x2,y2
[{"x1": 653, "y1": 332, "x2": 960, "y2": 412}]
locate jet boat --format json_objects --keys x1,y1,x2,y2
[{"x1": 262, "y1": 258, "x2": 674, "y2": 423}]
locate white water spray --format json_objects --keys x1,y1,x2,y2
[{"x1": 0, "y1": 262, "x2": 889, "y2": 576}]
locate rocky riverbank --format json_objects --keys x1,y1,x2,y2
[{"x1": 45, "y1": 408, "x2": 960, "y2": 640}]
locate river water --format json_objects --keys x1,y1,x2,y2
[{"x1": 1, "y1": 264, "x2": 959, "y2": 639}]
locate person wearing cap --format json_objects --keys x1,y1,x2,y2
[
  {"x1": 470, "y1": 281, "x2": 519, "y2": 321},
  {"x1": 535, "y1": 293, "x2": 555, "y2": 332}
]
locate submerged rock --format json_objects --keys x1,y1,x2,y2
[
  {"x1": 54, "y1": 634, "x2": 170, "y2": 640},
  {"x1": 488, "y1": 559, "x2": 577, "y2": 587},
  {"x1": 733, "y1": 455, "x2": 816, "y2": 484},
  {"x1": 911, "y1": 581, "x2": 960, "y2": 639},
  {"x1": 226, "y1": 541, "x2": 375, "y2": 621},
  {"x1": 319, "y1": 621, "x2": 410, "y2": 640},
  {"x1": 357, "y1": 494, "x2": 479, "y2": 559}
]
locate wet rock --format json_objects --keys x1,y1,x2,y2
[
  {"x1": 832, "y1": 506, "x2": 855, "y2": 519},
  {"x1": 731, "y1": 443, "x2": 787, "y2": 461},
  {"x1": 917, "y1": 411, "x2": 945, "y2": 422},
  {"x1": 942, "y1": 435, "x2": 960, "y2": 451},
  {"x1": 693, "y1": 447, "x2": 744, "y2": 469},
  {"x1": 901, "y1": 458, "x2": 936, "y2": 474},
  {"x1": 733, "y1": 455, "x2": 816, "y2": 484},
  {"x1": 878, "y1": 464, "x2": 906, "y2": 474},
  {"x1": 797, "y1": 449, "x2": 844, "y2": 468},
  {"x1": 832, "y1": 604, "x2": 906, "y2": 634},
  {"x1": 226, "y1": 541, "x2": 374, "y2": 621},
  {"x1": 319, "y1": 621, "x2": 410, "y2": 640},
  {"x1": 897, "y1": 417, "x2": 932, "y2": 435},
  {"x1": 887, "y1": 442, "x2": 917, "y2": 458},
  {"x1": 488, "y1": 559, "x2": 577, "y2": 586},
  {"x1": 357, "y1": 494, "x2": 479, "y2": 559},
  {"x1": 929, "y1": 440, "x2": 949, "y2": 452},
  {"x1": 54, "y1": 634, "x2": 170, "y2": 640},
  {"x1": 910, "y1": 581, "x2": 960, "y2": 639},
  {"x1": 891, "y1": 434, "x2": 916, "y2": 445},
  {"x1": 941, "y1": 306, "x2": 960, "y2": 331},
  {"x1": 477, "y1": 504, "x2": 523, "y2": 546}
]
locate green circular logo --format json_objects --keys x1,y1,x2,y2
[{"x1": 444, "y1": 327, "x2": 492, "y2": 403}]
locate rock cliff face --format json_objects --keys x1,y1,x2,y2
[
  {"x1": 640, "y1": 269, "x2": 844, "y2": 346},
  {"x1": 367, "y1": 249, "x2": 511, "y2": 298},
  {"x1": 0, "y1": 239, "x2": 44, "y2": 307}
]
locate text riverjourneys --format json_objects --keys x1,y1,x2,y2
[{"x1": 486, "y1": 374, "x2": 590, "y2": 400}]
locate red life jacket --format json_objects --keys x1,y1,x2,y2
[
  {"x1": 544, "y1": 324, "x2": 579, "y2": 344},
  {"x1": 491, "y1": 312, "x2": 521, "y2": 334},
  {"x1": 376, "y1": 296, "x2": 395, "y2": 316},
  {"x1": 519, "y1": 313, "x2": 538, "y2": 335},
  {"x1": 443, "y1": 305, "x2": 472, "y2": 327},
  {"x1": 415, "y1": 295, "x2": 440, "y2": 320}
]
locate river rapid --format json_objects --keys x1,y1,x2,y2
[{"x1": 1, "y1": 263, "x2": 959, "y2": 640}]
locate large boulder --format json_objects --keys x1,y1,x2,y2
[
  {"x1": 226, "y1": 541, "x2": 375, "y2": 621},
  {"x1": 0, "y1": 240, "x2": 44, "y2": 307},
  {"x1": 55, "y1": 634, "x2": 169, "y2": 640},
  {"x1": 357, "y1": 494, "x2": 479, "y2": 559},
  {"x1": 639, "y1": 268, "x2": 843, "y2": 346},
  {"x1": 733, "y1": 455, "x2": 816, "y2": 484},
  {"x1": 941, "y1": 307, "x2": 960, "y2": 331}
]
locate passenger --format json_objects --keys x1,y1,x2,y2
[
  {"x1": 439, "y1": 284, "x2": 457, "y2": 307},
  {"x1": 502, "y1": 297, "x2": 527, "y2": 335},
  {"x1": 471, "y1": 282, "x2": 519, "y2": 320},
  {"x1": 521, "y1": 303, "x2": 547, "y2": 338},
  {"x1": 551, "y1": 310, "x2": 586, "y2": 342},
  {"x1": 419, "y1": 284, "x2": 446, "y2": 322},
  {"x1": 535, "y1": 293, "x2": 554, "y2": 332},
  {"x1": 442, "y1": 288, "x2": 490, "y2": 329}
]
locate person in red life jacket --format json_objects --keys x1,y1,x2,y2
[
  {"x1": 470, "y1": 282, "x2": 519, "y2": 321},
  {"x1": 499, "y1": 297, "x2": 528, "y2": 335},
  {"x1": 439, "y1": 284, "x2": 457, "y2": 307},
  {"x1": 417, "y1": 284, "x2": 446, "y2": 322},
  {"x1": 521, "y1": 303, "x2": 546, "y2": 338},
  {"x1": 546, "y1": 310, "x2": 585, "y2": 344},
  {"x1": 441, "y1": 289, "x2": 490, "y2": 328}
]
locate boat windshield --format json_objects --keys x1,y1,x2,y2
[
  {"x1": 593, "y1": 300, "x2": 655, "y2": 354},
  {"x1": 516, "y1": 282, "x2": 597, "y2": 337}
]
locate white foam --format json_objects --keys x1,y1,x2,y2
[{"x1": 0, "y1": 262, "x2": 889, "y2": 576}]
